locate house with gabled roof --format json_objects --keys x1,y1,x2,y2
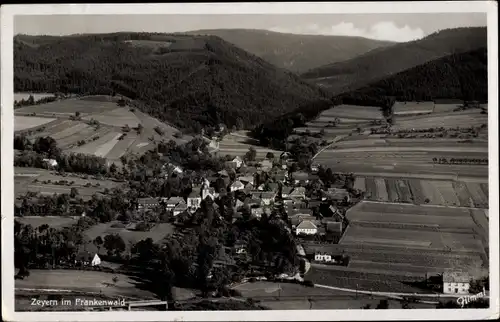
[
  {"x1": 295, "y1": 220, "x2": 318, "y2": 235},
  {"x1": 260, "y1": 191, "x2": 277, "y2": 205},
  {"x1": 232, "y1": 156, "x2": 244, "y2": 168},
  {"x1": 218, "y1": 169, "x2": 229, "y2": 178},
  {"x1": 230, "y1": 180, "x2": 245, "y2": 192},
  {"x1": 137, "y1": 197, "x2": 160, "y2": 210},
  {"x1": 289, "y1": 187, "x2": 306, "y2": 199},
  {"x1": 281, "y1": 186, "x2": 293, "y2": 198},
  {"x1": 443, "y1": 271, "x2": 471, "y2": 294},
  {"x1": 173, "y1": 203, "x2": 188, "y2": 216},
  {"x1": 202, "y1": 186, "x2": 218, "y2": 200},
  {"x1": 161, "y1": 197, "x2": 185, "y2": 210},
  {"x1": 187, "y1": 189, "x2": 202, "y2": 211},
  {"x1": 291, "y1": 171, "x2": 310, "y2": 184},
  {"x1": 238, "y1": 176, "x2": 254, "y2": 184},
  {"x1": 259, "y1": 159, "x2": 273, "y2": 171}
]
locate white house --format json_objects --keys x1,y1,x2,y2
[
  {"x1": 232, "y1": 156, "x2": 244, "y2": 168},
  {"x1": 310, "y1": 163, "x2": 320, "y2": 172},
  {"x1": 230, "y1": 180, "x2": 245, "y2": 192},
  {"x1": 295, "y1": 220, "x2": 318, "y2": 235},
  {"x1": 42, "y1": 158, "x2": 58, "y2": 168},
  {"x1": 443, "y1": 272, "x2": 471, "y2": 294},
  {"x1": 187, "y1": 189, "x2": 202, "y2": 210},
  {"x1": 91, "y1": 254, "x2": 101, "y2": 266},
  {"x1": 314, "y1": 253, "x2": 335, "y2": 263},
  {"x1": 202, "y1": 187, "x2": 218, "y2": 200}
]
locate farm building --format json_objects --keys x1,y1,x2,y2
[
  {"x1": 138, "y1": 198, "x2": 160, "y2": 210},
  {"x1": 173, "y1": 203, "x2": 188, "y2": 216},
  {"x1": 162, "y1": 197, "x2": 185, "y2": 210},
  {"x1": 187, "y1": 189, "x2": 202, "y2": 210},
  {"x1": 281, "y1": 186, "x2": 293, "y2": 198},
  {"x1": 291, "y1": 171, "x2": 310, "y2": 184},
  {"x1": 230, "y1": 180, "x2": 245, "y2": 192},
  {"x1": 237, "y1": 175, "x2": 254, "y2": 184},
  {"x1": 310, "y1": 163, "x2": 320, "y2": 172},
  {"x1": 260, "y1": 191, "x2": 277, "y2": 205},
  {"x1": 295, "y1": 220, "x2": 318, "y2": 235},
  {"x1": 91, "y1": 254, "x2": 101, "y2": 267},
  {"x1": 289, "y1": 187, "x2": 306, "y2": 199},
  {"x1": 443, "y1": 272, "x2": 471, "y2": 295},
  {"x1": 42, "y1": 158, "x2": 58, "y2": 168},
  {"x1": 393, "y1": 101, "x2": 435, "y2": 116},
  {"x1": 232, "y1": 156, "x2": 244, "y2": 168},
  {"x1": 322, "y1": 188, "x2": 350, "y2": 202}
]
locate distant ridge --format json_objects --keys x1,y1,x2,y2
[
  {"x1": 183, "y1": 28, "x2": 394, "y2": 73},
  {"x1": 302, "y1": 27, "x2": 487, "y2": 94}
]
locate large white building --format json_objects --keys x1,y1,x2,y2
[
  {"x1": 443, "y1": 271, "x2": 470, "y2": 294},
  {"x1": 295, "y1": 220, "x2": 318, "y2": 235}
]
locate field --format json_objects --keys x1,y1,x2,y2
[
  {"x1": 15, "y1": 216, "x2": 80, "y2": 229},
  {"x1": 232, "y1": 281, "x2": 431, "y2": 310},
  {"x1": 355, "y1": 177, "x2": 488, "y2": 208},
  {"x1": 15, "y1": 269, "x2": 156, "y2": 300},
  {"x1": 217, "y1": 131, "x2": 283, "y2": 159},
  {"x1": 15, "y1": 116, "x2": 56, "y2": 131},
  {"x1": 392, "y1": 110, "x2": 488, "y2": 131},
  {"x1": 15, "y1": 92, "x2": 55, "y2": 102},
  {"x1": 14, "y1": 167, "x2": 127, "y2": 202},
  {"x1": 393, "y1": 101, "x2": 434, "y2": 115},
  {"x1": 14, "y1": 95, "x2": 190, "y2": 163},
  {"x1": 83, "y1": 221, "x2": 175, "y2": 254}
]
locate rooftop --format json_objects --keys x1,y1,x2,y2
[{"x1": 296, "y1": 220, "x2": 317, "y2": 230}]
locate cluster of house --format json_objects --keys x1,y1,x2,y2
[{"x1": 136, "y1": 154, "x2": 352, "y2": 238}]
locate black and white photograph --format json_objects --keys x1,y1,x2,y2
[{"x1": 1, "y1": 2, "x2": 498, "y2": 321}]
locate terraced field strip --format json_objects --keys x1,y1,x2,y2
[
  {"x1": 57, "y1": 125, "x2": 97, "y2": 148},
  {"x1": 348, "y1": 260, "x2": 448, "y2": 277},
  {"x1": 419, "y1": 180, "x2": 445, "y2": 205},
  {"x1": 353, "y1": 177, "x2": 366, "y2": 191},
  {"x1": 433, "y1": 181, "x2": 461, "y2": 207},
  {"x1": 30, "y1": 119, "x2": 73, "y2": 137},
  {"x1": 364, "y1": 177, "x2": 377, "y2": 200},
  {"x1": 347, "y1": 212, "x2": 475, "y2": 229},
  {"x1": 14, "y1": 116, "x2": 57, "y2": 132},
  {"x1": 50, "y1": 122, "x2": 90, "y2": 140},
  {"x1": 94, "y1": 133, "x2": 123, "y2": 158},
  {"x1": 320, "y1": 105, "x2": 384, "y2": 120},
  {"x1": 70, "y1": 131, "x2": 120, "y2": 155},
  {"x1": 105, "y1": 135, "x2": 137, "y2": 160},
  {"x1": 374, "y1": 178, "x2": 389, "y2": 202},
  {"x1": 326, "y1": 146, "x2": 488, "y2": 153},
  {"x1": 354, "y1": 201, "x2": 471, "y2": 217},
  {"x1": 15, "y1": 98, "x2": 119, "y2": 116},
  {"x1": 465, "y1": 182, "x2": 489, "y2": 208},
  {"x1": 407, "y1": 179, "x2": 427, "y2": 204},
  {"x1": 333, "y1": 139, "x2": 388, "y2": 148},
  {"x1": 479, "y1": 183, "x2": 489, "y2": 199},
  {"x1": 83, "y1": 107, "x2": 141, "y2": 128},
  {"x1": 384, "y1": 178, "x2": 399, "y2": 202},
  {"x1": 395, "y1": 179, "x2": 413, "y2": 203}
]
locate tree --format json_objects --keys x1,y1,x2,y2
[
  {"x1": 245, "y1": 147, "x2": 257, "y2": 162},
  {"x1": 137, "y1": 123, "x2": 143, "y2": 134},
  {"x1": 103, "y1": 234, "x2": 126, "y2": 257},
  {"x1": 266, "y1": 152, "x2": 274, "y2": 160},
  {"x1": 93, "y1": 236, "x2": 103, "y2": 253},
  {"x1": 75, "y1": 111, "x2": 81, "y2": 117},
  {"x1": 69, "y1": 187, "x2": 79, "y2": 198}
]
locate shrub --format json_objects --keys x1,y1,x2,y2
[{"x1": 303, "y1": 280, "x2": 315, "y2": 287}]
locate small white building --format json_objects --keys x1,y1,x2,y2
[
  {"x1": 295, "y1": 220, "x2": 318, "y2": 235},
  {"x1": 91, "y1": 254, "x2": 101, "y2": 267},
  {"x1": 443, "y1": 272, "x2": 471, "y2": 294},
  {"x1": 230, "y1": 180, "x2": 245, "y2": 192},
  {"x1": 232, "y1": 156, "x2": 244, "y2": 168},
  {"x1": 187, "y1": 190, "x2": 202, "y2": 210},
  {"x1": 42, "y1": 158, "x2": 58, "y2": 168}
]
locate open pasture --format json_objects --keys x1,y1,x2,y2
[
  {"x1": 15, "y1": 116, "x2": 56, "y2": 132},
  {"x1": 319, "y1": 105, "x2": 384, "y2": 120},
  {"x1": 15, "y1": 92, "x2": 55, "y2": 102},
  {"x1": 355, "y1": 177, "x2": 488, "y2": 208},
  {"x1": 132, "y1": 109, "x2": 191, "y2": 145},
  {"x1": 15, "y1": 97, "x2": 118, "y2": 117},
  {"x1": 83, "y1": 222, "x2": 175, "y2": 252},
  {"x1": 15, "y1": 216, "x2": 79, "y2": 229},
  {"x1": 393, "y1": 101, "x2": 434, "y2": 115},
  {"x1": 340, "y1": 225, "x2": 485, "y2": 254},
  {"x1": 218, "y1": 131, "x2": 282, "y2": 159},
  {"x1": 15, "y1": 269, "x2": 156, "y2": 300},
  {"x1": 82, "y1": 107, "x2": 141, "y2": 128},
  {"x1": 392, "y1": 110, "x2": 487, "y2": 130}
]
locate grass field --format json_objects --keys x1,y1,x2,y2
[
  {"x1": 14, "y1": 95, "x2": 188, "y2": 162},
  {"x1": 355, "y1": 176, "x2": 488, "y2": 208},
  {"x1": 83, "y1": 222, "x2": 175, "y2": 254},
  {"x1": 15, "y1": 116, "x2": 56, "y2": 131},
  {"x1": 15, "y1": 92, "x2": 55, "y2": 102},
  {"x1": 15, "y1": 216, "x2": 80, "y2": 228},
  {"x1": 15, "y1": 269, "x2": 156, "y2": 300},
  {"x1": 217, "y1": 131, "x2": 283, "y2": 159},
  {"x1": 14, "y1": 167, "x2": 126, "y2": 202}
]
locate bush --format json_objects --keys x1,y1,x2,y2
[
  {"x1": 110, "y1": 222, "x2": 126, "y2": 228},
  {"x1": 303, "y1": 280, "x2": 315, "y2": 287}
]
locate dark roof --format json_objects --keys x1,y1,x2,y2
[{"x1": 188, "y1": 189, "x2": 201, "y2": 198}]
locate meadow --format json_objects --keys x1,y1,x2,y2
[
  {"x1": 217, "y1": 131, "x2": 283, "y2": 159},
  {"x1": 14, "y1": 95, "x2": 190, "y2": 164}
]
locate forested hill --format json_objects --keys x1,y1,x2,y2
[
  {"x1": 338, "y1": 47, "x2": 488, "y2": 104},
  {"x1": 302, "y1": 27, "x2": 487, "y2": 94},
  {"x1": 184, "y1": 29, "x2": 394, "y2": 73},
  {"x1": 253, "y1": 47, "x2": 488, "y2": 149},
  {"x1": 14, "y1": 32, "x2": 329, "y2": 132}
]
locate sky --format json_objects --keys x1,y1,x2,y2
[{"x1": 15, "y1": 13, "x2": 487, "y2": 42}]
